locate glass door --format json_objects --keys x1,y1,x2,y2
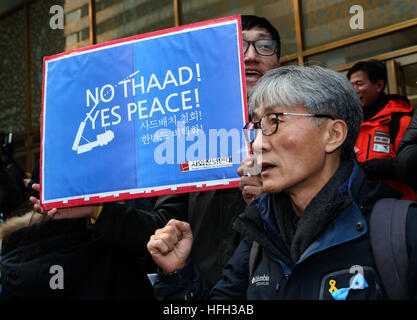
[{"x1": 387, "y1": 53, "x2": 417, "y2": 108}]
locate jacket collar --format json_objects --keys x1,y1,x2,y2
[
  {"x1": 364, "y1": 93, "x2": 413, "y2": 123},
  {"x1": 298, "y1": 161, "x2": 366, "y2": 263},
  {"x1": 233, "y1": 160, "x2": 401, "y2": 268},
  {"x1": 277, "y1": 160, "x2": 354, "y2": 264}
]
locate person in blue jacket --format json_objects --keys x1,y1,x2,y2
[{"x1": 147, "y1": 65, "x2": 417, "y2": 300}]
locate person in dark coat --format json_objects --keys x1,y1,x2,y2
[
  {"x1": 30, "y1": 15, "x2": 281, "y2": 290},
  {"x1": 0, "y1": 211, "x2": 155, "y2": 299},
  {"x1": 396, "y1": 108, "x2": 417, "y2": 190}
]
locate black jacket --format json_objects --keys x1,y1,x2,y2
[
  {"x1": 0, "y1": 214, "x2": 155, "y2": 299},
  {"x1": 153, "y1": 161, "x2": 417, "y2": 300},
  {"x1": 89, "y1": 188, "x2": 246, "y2": 289},
  {"x1": 159, "y1": 189, "x2": 246, "y2": 289},
  {"x1": 397, "y1": 109, "x2": 417, "y2": 189}
]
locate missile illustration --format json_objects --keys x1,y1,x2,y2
[
  {"x1": 71, "y1": 100, "x2": 115, "y2": 154},
  {"x1": 71, "y1": 71, "x2": 140, "y2": 154},
  {"x1": 72, "y1": 120, "x2": 86, "y2": 151},
  {"x1": 76, "y1": 130, "x2": 114, "y2": 154}
]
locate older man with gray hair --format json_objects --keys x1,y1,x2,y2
[{"x1": 147, "y1": 65, "x2": 417, "y2": 300}]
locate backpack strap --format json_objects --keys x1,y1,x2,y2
[
  {"x1": 248, "y1": 240, "x2": 260, "y2": 282},
  {"x1": 369, "y1": 198, "x2": 413, "y2": 299}
]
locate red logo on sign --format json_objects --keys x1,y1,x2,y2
[{"x1": 180, "y1": 162, "x2": 189, "y2": 172}]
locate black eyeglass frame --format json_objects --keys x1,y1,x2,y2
[
  {"x1": 242, "y1": 39, "x2": 278, "y2": 56},
  {"x1": 243, "y1": 112, "x2": 336, "y2": 143}
]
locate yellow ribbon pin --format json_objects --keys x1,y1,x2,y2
[{"x1": 329, "y1": 280, "x2": 338, "y2": 293}]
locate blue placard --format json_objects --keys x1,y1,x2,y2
[{"x1": 41, "y1": 16, "x2": 248, "y2": 208}]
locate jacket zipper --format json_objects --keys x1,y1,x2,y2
[{"x1": 276, "y1": 273, "x2": 289, "y2": 298}]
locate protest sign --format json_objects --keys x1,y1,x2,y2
[{"x1": 41, "y1": 15, "x2": 248, "y2": 210}]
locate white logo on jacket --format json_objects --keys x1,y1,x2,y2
[{"x1": 251, "y1": 274, "x2": 270, "y2": 286}]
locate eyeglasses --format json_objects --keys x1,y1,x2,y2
[
  {"x1": 243, "y1": 112, "x2": 335, "y2": 143},
  {"x1": 242, "y1": 39, "x2": 278, "y2": 56}
]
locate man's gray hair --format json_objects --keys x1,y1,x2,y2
[{"x1": 248, "y1": 65, "x2": 363, "y2": 160}]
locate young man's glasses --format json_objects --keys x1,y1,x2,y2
[
  {"x1": 242, "y1": 39, "x2": 278, "y2": 56},
  {"x1": 243, "y1": 112, "x2": 335, "y2": 143}
]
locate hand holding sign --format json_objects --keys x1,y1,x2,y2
[{"x1": 30, "y1": 184, "x2": 99, "y2": 220}]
